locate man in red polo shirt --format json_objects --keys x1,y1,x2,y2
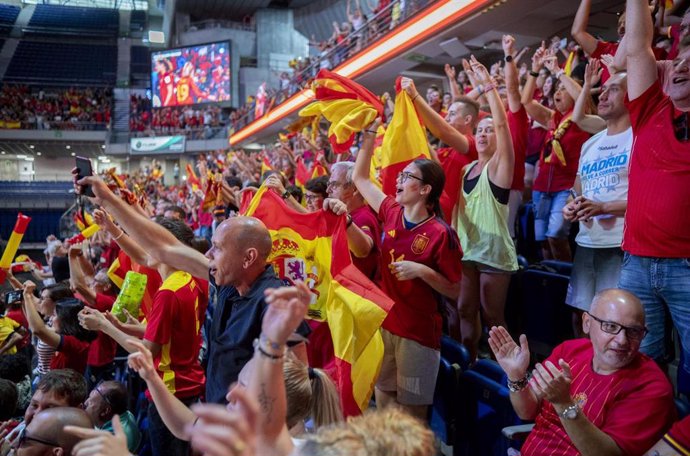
[
  {"x1": 490, "y1": 289, "x2": 675, "y2": 456},
  {"x1": 620, "y1": 0, "x2": 690, "y2": 372}
]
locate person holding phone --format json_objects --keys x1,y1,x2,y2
[{"x1": 562, "y1": 61, "x2": 631, "y2": 337}]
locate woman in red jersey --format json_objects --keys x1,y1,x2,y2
[{"x1": 353, "y1": 120, "x2": 463, "y2": 420}]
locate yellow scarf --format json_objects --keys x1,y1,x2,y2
[{"x1": 545, "y1": 115, "x2": 572, "y2": 166}]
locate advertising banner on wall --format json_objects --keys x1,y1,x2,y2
[{"x1": 130, "y1": 136, "x2": 185, "y2": 154}]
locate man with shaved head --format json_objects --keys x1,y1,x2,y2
[
  {"x1": 12, "y1": 407, "x2": 92, "y2": 456},
  {"x1": 75, "y1": 173, "x2": 308, "y2": 405},
  {"x1": 489, "y1": 289, "x2": 675, "y2": 456}
]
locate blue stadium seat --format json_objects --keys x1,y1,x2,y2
[
  {"x1": 0, "y1": 4, "x2": 19, "y2": 35},
  {"x1": 516, "y1": 203, "x2": 541, "y2": 262},
  {"x1": 462, "y1": 359, "x2": 521, "y2": 456},
  {"x1": 5, "y1": 42, "x2": 117, "y2": 85},
  {"x1": 520, "y1": 269, "x2": 572, "y2": 360},
  {"x1": 539, "y1": 260, "x2": 573, "y2": 276},
  {"x1": 441, "y1": 336, "x2": 471, "y2": 371},
  {"x1": 130, "y1": 10, "x2": 147, "y2": 32},
  {"x1": 25, "y1": 4, "x2": 118, "y2": 37}
]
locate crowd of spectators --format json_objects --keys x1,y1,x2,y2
[
  {"x1": 0, "y1": 85, "x2": 112, "y2": 131},
  {"x1": 231, "y1": 0, "x2": 431, "y2": 132},
  {"x1": 4, "y1": 0, "x2": 690, "y2": 456},
  {"x1": 129, "y1": 95, "x2": 227, "y2": 139}
]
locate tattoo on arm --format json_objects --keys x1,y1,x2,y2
[{"x1": 258, "y1": 383, "x2": 276, "y2": 423}]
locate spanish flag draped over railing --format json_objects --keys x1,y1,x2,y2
[
  {"x1": 299, "y1": 69, "x2": 384, "y2": 154},
  {"x1": 379, "y1": 77, "x2": 431, "y2": 195},
  {"x1": 244, "y1": 187, "x2": 394, "y2": 416}
]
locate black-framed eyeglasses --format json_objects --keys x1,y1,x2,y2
[
  {"x1": 326, "y1": 180, "x2": 349, "y2": 189},
  {"x1": 397, "y1": 171, "x2": 424, "y2": 184},
  {"x1": 93, "y1": 381, "x2": 112, "y2": 408},
  {"x1": 16, "y1": 427, "x2": 60, "y2": 448},
  {"x1": 586, "y1": 312, "x2": 648, "y2": 341}
]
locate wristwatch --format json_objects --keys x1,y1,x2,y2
[
  {"x1": 281, "y1": 190, "x2": 290, "y2": 200},
  {"x1": 560, "y1": 403, "x2": 580, "y2": 420},
  {"x1": 504, "y1": 55, "x2": 514, "y2": 63}
]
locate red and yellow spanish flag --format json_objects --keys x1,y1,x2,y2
[
  {"x1": 107, "y1": 250, "x2": 162, "y2": 320},
  {"x1": 244, "y1": 187, "x2": 394, "y2": 416},
  {"x1": 295, "y1": 157, "x2": 311, "y2": 191},
  {"x1": 185, "y1": 163, "x2": 200, "y2": 191},
  {"x1": 261, "y1": 156, "x2": 273, "y2": 176},
  {"x1": 310, "y1": 161, "x2": 328, "y2": 179},
  {"x1": 0, "y1": 213, "x2": 31, "y2": 283},
  {"x1": 379, "y1": 77, "x2": 431, "y2": 195},
  {"x1": 299, "y1": 69, "x2": 383, "y2": 154}
]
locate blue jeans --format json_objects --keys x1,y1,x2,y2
[
  {"x1": 532, "y1": 190, "x2": 571, "y2": 241},
  {"x1": 618, "y1": 253, "x2": 690, "y2": 370}
]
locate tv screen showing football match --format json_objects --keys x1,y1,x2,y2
[{"x1": 151, "y1": 42, "x2": 230, "y2": 108}]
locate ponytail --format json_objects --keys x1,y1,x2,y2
[{"x1": 309, "y1": 368, "x2": 344, "y2": 429}]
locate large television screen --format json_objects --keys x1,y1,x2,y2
[{"x1": 151, "y1": 42, "x2": 230, "y2": 108}]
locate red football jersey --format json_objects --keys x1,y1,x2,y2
[
  {"x1": 144, "y1": 271, "x2": 208, "y2": 399},
  {"x1": 522, "y1": 339, "x2": 675, "y2": 456},
  {"x1": 623, "y1": 81, "x2": 690, "y2": 257},
  {"x1": 378, "y1": 197, "x2": 463, "y2": 349}
]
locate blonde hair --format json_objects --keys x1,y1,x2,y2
[
  {"x1": 284, "y1": 356, "x2": 343, "y2": 429},
  {"x1": 299, "y1": 407, "x2": 436, "y2": 456}
]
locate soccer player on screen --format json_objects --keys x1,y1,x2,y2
[
  {"x1": 176, "y1": 62, "x2": 207, "y2": 105},
  {"x1": 154, "y1": 59, "x2": 174, "y2": 107}
]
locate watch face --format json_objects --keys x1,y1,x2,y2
[{"x1": 564, "y1": 407, "x2": 578, "y2": 420}]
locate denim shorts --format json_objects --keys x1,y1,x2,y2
[
  {"x1": 533, "y1": 190, "x2": 572, "y2": 241},
  {"x1": 566, "y1": 247, "x2": 624, "y2": 311}
]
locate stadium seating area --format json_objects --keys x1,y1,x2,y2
[
  {"x1": 130, "y1": 9, "x2": 147, "y2": 33},
  {"x1": 130, "y1": 45, "x2": 150, "y2": 76},
  {"x1": 4, "y1": 41, "x2": 117, "y2": 85},
  {"x1": 0, "y1": 181, "x2": 73, "y2": 243},
  {"x1": 24, "y1": 4, "x2": 119, "y2": 37},
  {"x1": 0, "y1": 4, "x2": 19, "y2": 36}
]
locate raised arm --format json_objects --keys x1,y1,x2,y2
[
  {"x1": 400, "y1": 77, "x2": 471, "y2": 153},
  {"x1": 502, "y1": 35, "x2": 522, "y2": 114},
  {"x1": 22, "y1": 281, "x2": 60, "y2": 348},
  {"x1": 93, "y1": 208, "x2": 155, "y2": 269},
  {"x1": 522, "y1": 44, "x2": 555, "y2": 126},
  {"x1": 250, "y1": 282, "x2": 310, "y2": 450},
  {"x1": 75, "y1": 173, "x2": 209, "y2": 279},
  {"x1": 352, "y1": 121, "x2": 386, "y2": 213},
  {"x1": 126, "y1": 339, "x2": 196, "y2": 440},
  {"x1": 544, "y1": 56, "x2": 584, "y2": 107},
  {"x1": 571, "y1": 0, "x2": 600, "y2": 55},
  {"x1": 68, "y1": 246, "x2": 96, "y2": 306},
  {"x1": 444, "y1": 64, "x2": 463, "y2": 102},
  {"x1": 625, "y1": 0, "x2": 658, "y2": 99},
  {"x1": 469, "y1": 56, "x2": 514, "y2": 189},
  {"x1": 572, "y1": 60, "x2": 607, "y2": 134},
  {"x1": 488, "y1": 326, "x2": 541, "y2": 420}
]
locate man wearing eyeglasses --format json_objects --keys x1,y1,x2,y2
[
  {"x1": 83, "y1": 381, "x2": 140, "y2": 453},
  {"x1": 324, "y1": 161, "x2": 381, "y2": 281},
  {"x1": 12, "y1": 407, "x2": 91, "y2": 456},
  {"x1": 489, "y1": 289, "x2": 675, "y2": 456}
]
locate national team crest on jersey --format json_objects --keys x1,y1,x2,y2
[
  {"x1": 573, "y1": 391, "x2": 588, "y2": 409},
  {"x1": 411, "y1": 233, "x2": 430, "y2": 254}
]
